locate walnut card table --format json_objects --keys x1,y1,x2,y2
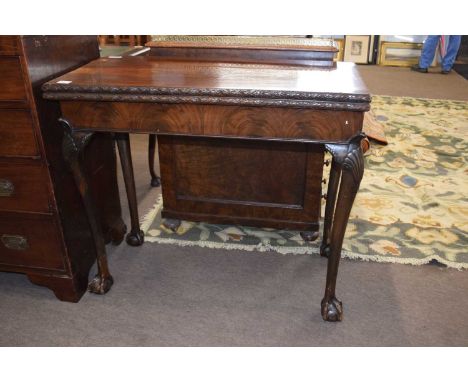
[{"x1": 42, "y1": 56, "x2": 371, "y2": 321}]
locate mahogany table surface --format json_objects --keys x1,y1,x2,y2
[{"x1": 42, "y1": 57, "x2": 370, "y2": 110}]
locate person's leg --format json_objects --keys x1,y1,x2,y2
[
  {"x1": 441, "y1": 35, "x2": 462, "y2": 72},
  {"x1": 419, "y1": 35, "x2": 441, "y2": 68}
]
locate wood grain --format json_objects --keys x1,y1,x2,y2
[
  {"x1": 0, "y1": 109, "x2": 39, "y2": 157},
  {"x1": 148, "y1": 47, "x2": 336, "y2": 67},
  {"x1": 60, "y1": 101, "x2": 363, "y2": 143},
  {"x1": 159, "y1": 136, "x2": 324, "y2": 230},
  {"x1": 0, "y1": 36, "x2": 20, "y2": 55},
  {"x1": 42, "y1": 58, "x2": 370, "y2": 108},
  {"x1": 0, "y1": 57, "x2": 27, "y2": 101}
]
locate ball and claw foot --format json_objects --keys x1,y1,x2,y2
[
  {"x1": 300, "y1": 231, "x2": 320, "y2": 242},
  {"x1": 88, "y1": 274, "x2": 114, "y2": 294},
  {"x1": 320, "y1": 243, "x2": 330, "y2": 258},
  {"x1": 163, "y1": 218, "x2": 181, "y2": 233},
  {"x1": 126, "y1": 230, "x2": 144, "y2": 246},
  {"x1": 150, "y1": 176, "x2": 161, "y2": 187},
  {"x1": 321, "y1": 296, "x2": 343, "y2": 322}
]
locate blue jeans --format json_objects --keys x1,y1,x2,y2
[{"x1": 419, "y1": 35, "x2": 461, "y2": 71}]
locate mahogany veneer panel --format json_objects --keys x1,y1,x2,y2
[
  {"x1": 159, "y1": 136, "x2": 324, "y2": 230},
  {"x1": 0, "y1": 109, "x2": 39, "y2": 157},
  {"x1": 174, "y1": 139, "x2": 307, "y2": 206},
  {"x1": 60, "y1": 102, "x2": 363, "y2": 143},
  {"x1": 0, "y1": 57, "x2": 27, "y2": 101}
]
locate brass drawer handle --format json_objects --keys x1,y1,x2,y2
[
  {"x1": 0, "y1": 178, "x2": 14, "y2": 197},
  {"x1": 1, "y1": 234, "x2": 29, "y2": 251}
]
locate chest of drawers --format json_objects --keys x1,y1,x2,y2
[{"x1": 0, "y1": 36, "x2": 125, "y2": 301}]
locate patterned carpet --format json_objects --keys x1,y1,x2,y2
[{"x1": 141, "y1": 96, "x2": 468, "y2": 269}]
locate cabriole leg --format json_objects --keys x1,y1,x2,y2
[
  {"x1": 60, "y1": 118, "x2": 113, "y2": 294},
  {"x1": 115, "y1": 133, "x2": 144, "y2": 246},
  {"x1": 321, "y1": 134, "x2": 365, "y2": 322},
  {"x1": 320, "y1": 158, "x2": 342, "y2": 258}
]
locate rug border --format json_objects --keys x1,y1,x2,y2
[
  {"x1": 371, "y1": 94, "x2": 468, "y2": 104},
  {"x1": 140, "y1": 195, "x2": 468, "y2": 270}
]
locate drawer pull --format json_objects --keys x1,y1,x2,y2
[
  {"x1": 0, "y1": 178, "x2": 14, "y2": 197},
  {"x1": 1, "y1": 234, "x2": 29, "y2": 251}
]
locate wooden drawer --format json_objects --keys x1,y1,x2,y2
[
  {"x1": 0, "y1": 212, "x2": 65, "y2": 271},
  {"x1": 0, "y1": 161, "x2": 50, "y2": 213},
  {"x1": 0, "y1": 36, "x2": 21, "y2": 55},
  {"x1": 0, "y1": 57, "x2": 27, "y2": 101},
  {"x1": 0, "y1": 109, "x2": 39, "y2": 157}
]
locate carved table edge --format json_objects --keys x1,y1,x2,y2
[
  {"x1": 42, "y1": 83, "x2": 371, "y2": 102},
  {"x1": 43, "y1": 92, "x2": 371, "y2": 111}
]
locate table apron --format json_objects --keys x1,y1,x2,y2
[{"x1": 59, "y1": 101, "x2": 364, "y2": 143}]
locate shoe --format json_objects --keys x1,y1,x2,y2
[
  {"x1": 411, "y1": 64, "x2": 428, "y2": 73},
  {"x1": 441, "y1": 69, "x2": 451, "y2": 74}
]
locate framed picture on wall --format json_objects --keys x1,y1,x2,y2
[{"x1": 344, "y1": 35, "x2": 371, "y2": 64}]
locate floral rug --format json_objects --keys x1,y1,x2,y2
[{"x1": 141, "y1": 96, "x2": 468, "y2": 269}]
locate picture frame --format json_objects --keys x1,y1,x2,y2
[
  {"x1": 334, "y1": 38, "x2": 345, "y2": 61},
  {"x1": 343, "y1": 35, "x2": 371, "y2": 64},
  {"x1": 378, "y1": 39, "x2": 439, "y2": 67},
  {"x1": 378, "y1": 41, "x2": 423, "y2": 66}
]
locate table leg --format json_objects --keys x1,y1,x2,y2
[
  {"x1": 115, "y1": 133, "x2": 144, "y2": 246},
  {"x1": 320, "y1": 158, "x2": 342, "y2": 258},
  {"x1": 60, "y1": 118, "x2": 113, "y2": 294},
  {"x1": 148, "y1": 134, "x2": 161, "y2": 187},
  {"x1": 321, "y1": 134, "x2": 365, "y2": 322}
]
